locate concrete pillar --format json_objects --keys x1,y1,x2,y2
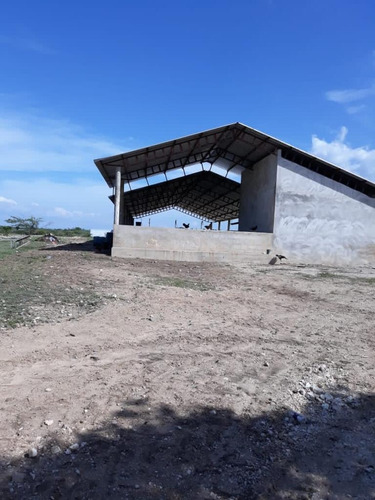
[
  {"x1": 227, "y1": 220, "x2": 231, "y2": 231},
  {"x1": 238, "y1": 153, "x2": 277, "y2": 232},
  {"x1": 114, "y1": 167, "x2": 122, "y2": 225},
  {"x1": 119, "y1": 179, "x2": 125, "y2": 224}
]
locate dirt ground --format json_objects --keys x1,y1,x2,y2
[{"x1": 0, "y1": 240, "x2": 374, "y2": 499}]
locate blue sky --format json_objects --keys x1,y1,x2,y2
[{"x1": 1, "y1": 0, "x2": 375, "y2": 230}]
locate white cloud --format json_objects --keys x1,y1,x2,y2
[
  {"x1": 325, "y1": 84, "x2": 375, "y2": 104},
  {"x1": 0, "y1": 196, "x2": 17, "y2": 205},
  {"x1": 0, "y1": 110, "x2": 125, "y2": 172},
  {"x1": 346, "y1": 104, "x2": 365, "y2": 115},
  {"x1": 311, "y1": 127, "x2": 375, "y2": 181},
  {"x1": 0, "y1": 178, "x2": 113, "y2": 229},
  {"x1": 54, "y1": 207, "x2": 96, "y2": 218}
]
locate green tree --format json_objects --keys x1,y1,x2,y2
[{"x1": 5, "y1": 216, "x2": 43, "y2": 235}]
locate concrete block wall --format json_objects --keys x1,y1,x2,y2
[{"x1": 273, "y1": 154, "x2": 375, "y2": 265}]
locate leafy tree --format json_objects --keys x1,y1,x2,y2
[
  {"x1": 5, "y1": 216, "x2": 43, "y2": 235},
  {"x1": 0, "y1": 226, "x2": 12, "y2": 236}
]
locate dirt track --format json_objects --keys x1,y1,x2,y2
[{"x1": 0, "y1": 241, "x2": 374, "y2": 499}]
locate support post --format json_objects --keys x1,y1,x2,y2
[
  {"x1": 119, "y1": 179, "x2": 125, "y2": 224},
  {"x1": 114, "y1": 167, "x2": 122, "y2": 225},
  {"x1": 227, "y1": 220, "x2": 231, "y2": 231}
]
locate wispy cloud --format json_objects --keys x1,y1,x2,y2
[
  {"x1": 0, "y1": 35, "x2": 55, "y2": 55},
  {"x1": 54, "y1": 207, "x2": 96, "y2": 218},
  {"x1": 0, "y1": 178, "x2": 113, "y2": 229},
  {"x1": 0, "y1": 110, "x2": 125, "y2": 172},
  {"x1": 325, "y1": 84, "x2": 375, "y2": 104},
  {"x1": 0, "y1": 196, "x2": 17, "y2": 205},
  {"x1": 346, "y1": 104, "x2": 366, "y2": 115},
  {"x1": 311, "y1": 126, "x2": 375, "y2": 181}
]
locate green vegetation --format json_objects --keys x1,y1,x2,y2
[
  {"x1": 0, "y1": 239, "x2": 46, "y2": 260},
  {"x1": 39, "y1": 227, "x2": 91, "y2": 237},
  {"x1": 0, "y1": 224, "x2": 90, "y2": 238},
  {"x1": 154, "y1": 276, "x2": 213, "y2": 291},
  {"x1": 0, "y1": 250, "x2": 101, "y2": 329},
  {"x1": 302, "y1": 271, "x2": 375, "y2": 285},
  {"x1": 5, "y1": 216, "x2": 43, "y2": 235}
]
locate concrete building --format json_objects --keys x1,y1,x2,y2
[{"x1": 95, "y1": 123, "x2": 375, "y2": 265}]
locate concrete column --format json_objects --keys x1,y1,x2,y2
[
  {"x1": 238, "y1": 153, "x2": 277, "y2": 232},
  {"x1": 114, "y1": 167, "x2": 122, "y2": 225},
  {"x1": 119, "y1": 179, "x2": 125, "y2": 224}
]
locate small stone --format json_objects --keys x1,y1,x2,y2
[
  {"x1": 69, "y1": 443, "x2": 79, "y2": 451},
  {"x1": 45, "y1": 388, "x2": 52, "y2": 392},
  {"x1": 318, "y1": 364, "x2": 327, "y2": 372},
  {"x1": 44, "y1": 419, "x2": 54, "y2": 426},
  {"x1": 323, "y1": 393, "x2": 333, "y2": 402},
  {"x1": 312, "y1": 385, "x2": 322, "y2": 394},
  {"x1": 332, "y1": 397, "x2": 343, "y2": 407},
  {"x1": 28, "y1": 447, "x2": 38, "y2": 458},
  {"x1": 263, "y1": 361, "x2": 269, "y2": 367},
  {"x1": 322, "y1": 403, "x2": 330, "y2": 410},
  {"x1": 12, "y1": 472, "x2": 25, "y2": 483},
  {"x1": 298, "y1": 389, "x2": 306, "y2": 396},
  {"x1": 65, "y1": 448, "x2": 72, "y2": 455},
  {"x1": 291, "y1": 412, "x2": 305, "y2": 424},
  {"x1": 51, "y1": 445, "x2": 61, "y2": 454}
]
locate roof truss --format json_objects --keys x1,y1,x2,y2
[{"x1": 115, "y1": 171, "x2": 241, "y2": 221}]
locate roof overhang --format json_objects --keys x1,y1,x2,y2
[{"x1": 95, "y1": 122, "x2": 375, "y2": 198}]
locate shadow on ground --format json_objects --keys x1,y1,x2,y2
[
  {"x1": 1, "y1": 389, "x2": 374, "y2": 499},
  {"x1": 39, "y1": 241, "x2": 111, "y2": 254}
]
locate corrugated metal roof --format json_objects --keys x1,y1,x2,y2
[{"x1": 95, "y1": 122, "x2": 375, "y2": 198}]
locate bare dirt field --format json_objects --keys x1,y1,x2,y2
[{"x1": 0, "y1": 239, "x2": 374, "y2": 499}]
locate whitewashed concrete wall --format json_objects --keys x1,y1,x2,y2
[
  {"x1": 274, "y1": 153, "x2": 375, "y2": 265},
  {"x1": 239, "y1": 153, "x2": 277, "y2": 232}
]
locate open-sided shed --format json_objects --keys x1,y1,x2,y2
[{"x1": 95, "y1": 123, "x2": 375, "y2": 264}]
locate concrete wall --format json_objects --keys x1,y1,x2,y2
[
  {"x1": 239, "y1": 153, "x2": 277, "y2": 233},
  {"x1": 274, "y1": 154, "x2": 375, "y2": 265},
  {"x1": 112, "y1": 225, "x2": 273, "y2": 263}
]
